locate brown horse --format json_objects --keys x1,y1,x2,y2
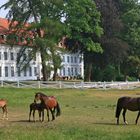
[
  {"x1": 34, "y1": 92, "x2": 61, "y2": 121},
  {"x1": 29, "y1": 102, "x2": 45, "y2": 122},
  {"x1": 116, "y1": 96, "x2": 140, "y2": 125},
  {"x1": 0, "y1": 99, "x2": 8, "y2": 120}
]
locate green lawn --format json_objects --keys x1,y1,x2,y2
[{"x1": 0, "y1": 88, "x2": 140, "y2": 140}]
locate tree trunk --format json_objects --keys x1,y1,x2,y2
[
  {"x1": 40, "y1": 53, "x2": 48, "y2": 81},
  {"x1": 84, "y1": 62, "x2": 92, "y2": 82},
  {"x1": 53, "y1": 68, "x2": 57, "y2": 81}
]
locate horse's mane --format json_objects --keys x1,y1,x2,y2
[{"x1": 36, "y1": 92, "x2": 47, "y2": 97}]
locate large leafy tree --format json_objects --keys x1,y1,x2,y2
[
  {"x1": 1, "y1": 0, "x2": 64, "y2": 81},
  {"x1": 120, "y1": 0, "x2": 140, "y2": 78},
  {"x1": 63, "y1": 0, "x2": 103, "y2": 81}
]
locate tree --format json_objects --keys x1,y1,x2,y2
[
  {"x1": 1, "y1": 0, "x2": 64, "y2": 81},
  {"x1": 118, "y1": 0, "x2": 140, "y2": 79},
  {"x1": 63, "y1": 0, "x2": 103, "y2": 81}
]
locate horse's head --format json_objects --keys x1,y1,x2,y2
[{"x1": 34, "y1": 92, "x2": 42, "y2": 102}]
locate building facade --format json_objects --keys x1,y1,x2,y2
[{"x1": 0, "y1": 18, "x2": 84, "y2": 81}]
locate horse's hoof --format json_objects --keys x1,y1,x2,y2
[{"x1": 125, "y1": 121, "x2": 128, "y2": 125}]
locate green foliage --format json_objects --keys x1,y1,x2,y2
[{"x1": 64, "y1": 0, "x2": 103, "y2": 53}]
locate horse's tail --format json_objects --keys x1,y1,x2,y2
[
  {"x1": 115, "y1": 98, "x2": 122, "y2": 118},
  {"x1": 56, "y1": 102, "x2": 61, "y2": 117}
]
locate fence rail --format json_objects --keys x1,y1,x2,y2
[{"x1": 1, "y1": 80, "x2": 140, "y2": 89}]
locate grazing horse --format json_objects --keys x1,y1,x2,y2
[
  {"x1": 115, "y1": 96, "x2": 140, "y2": 125},
  {"x1": 0, "y1": 99, "x2": 8, "y2": 120},
  {"x1": 29, "y1": 102, "x2": 45, "y2": 122},
  {"x1": 34, "y1": 92, "x2": 61, "y2": 121}
]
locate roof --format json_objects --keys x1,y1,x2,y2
[{"x1": 0, "y1": 17, "x2": 34, "y2": 46}]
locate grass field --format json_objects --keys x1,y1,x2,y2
[{"x1": 0, "y1": 88, "x2": 140, "y2": 140}]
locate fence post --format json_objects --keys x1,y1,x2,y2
[
  {"x1": 81, "y1": 81, "x2": 84, "y2": 89},
  {"x1": 1, "y1": 80, "x2": 3, "y2": 87},
  {"x1": 17, "y1": 80, "x2": 20, "y2": 88},
  {"x1": 59, "y1": 81, "x2": 62, "y2": 88},
  {"x1": 38, "y1": 81, "x2": 41, "y2": 89},
  {"x1": 103, "y1": 81, "x2": 106, "y2": 90}
]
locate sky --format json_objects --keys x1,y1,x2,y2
[{"x1": 0, "y1": 0, "x2": 9, "y2": 18}]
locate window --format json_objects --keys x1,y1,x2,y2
[
  {"x1": 71, "y1": 56, "x2": 73, "y2": 63},
  {"x1": 75, "y1": 67, "x2": 77, "y2": 75},
  {"x1": 10, "y1": 52, "x2": 14, "y2": 60},
  {"x1": 5, "y1": 66, "x2": 8, "y2": 77},
  {"x1": 29, "y1": 67, "x2": 32, "y2": 76},
  {"x1": 79, "y1": 57, "x2": 82, "y2": 63},
  {"x1": 4, "y1": 52, "x2": 8, "y2": 60},
  {"x1": 0, "y1": 52, "x2": 1, "y2": 60},
  {"x1": 63, "y1": 56, "x2": 65, "y2": 62},
  {"x1": 71, "y1": 67, "x2": 73, "y2": 75},
  {"x1": 63, "y1": 68, "x2": 65, "y2": 76},
  {"x1": 34, "y1": 67, "x2": 37, "y2": 76},
  {"x1": 11, "y1": 66, "x2": 14, "y2": 77},
  {"x1": 74, "y1": 56, "x2": 77, "y2": 63},
  {"x1": 67, "y1": 56, "x2": 69, "y2": 63},
  {"x1": 24, "y1": 68, "x2": 27, "y2": 76},
  {"x1": 68, "y1": 67, "x2": 70, "y2": 76},
  {"x1": 17, "y1": 67, "x2": 21, "y2": 77},
  {"x1": 0, "y1": 66, "x2": 1, "y2": 77}
]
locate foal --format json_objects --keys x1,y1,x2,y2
[
  {"x1": 29, "y1": 102, "x2": 44, "y2": 122},
  {"x1": 0, "y1": 99, "x2": 8, "y2": 120}
]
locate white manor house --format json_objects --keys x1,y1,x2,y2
[{"x1": 0, "y1": 18, "x2": 84, "y2": 81}]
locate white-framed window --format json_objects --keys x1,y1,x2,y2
[
  {"x1": 5, "y1": 66, "x2": 8, "y2": 77},
  {"x1": 10, "y1": 52, "x2": 14, "y2": 60},
  {"x1": 0, "y1": 66, "x2": 1, "y2": 77},
  {"x1": 79, "y1": 57, "x2": 82, "y2": 63},
  {"x1": 29, "y1": 67, "x2": 32, "y2": 76},
  {"x1": 67, "y1": 56, "x2": 69, "y2": 63},
  {"x1": 4, "y1": 52, "x2": 8, "y2": 60},
  {"x1": 24, "y1": 68, "x2": 27, "y2": 76},
  {"x1": 68, "y1": 67, "x2": 70, "y2": 76},
  {"x1": 0, "y1": 52, "x2": 1, "y2": 60},
  {"x1": 74, "y1": 56, "x2": 77, "y2": 63},
  {"x1": 34, "y1": 67, "x2": 37, "y2": 76},
  {"x1": 71, "y1": 67, "x2": 73, "y2": 75},
  {"x1": 63, "y1": 56, "x2": 65, "y2": 62},
  {"x1": 17, "y1": 67, "x2": 21, "y2": 77},
  {"x1": 71, "y1": 56, "x2": 73, "y2": 63},
  {"x1": 63, "y1": 67, "x2": 65, "y2": 76},
  {"x1": 11, "y1": 66, "x2": 14, "y2": 77},
  {"x1": 75, "y1": 67, "x2": 77, "y2": 75}
]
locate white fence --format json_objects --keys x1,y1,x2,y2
[{"x1": 0, "y1": 80, "x2": 140, "y2": 89}]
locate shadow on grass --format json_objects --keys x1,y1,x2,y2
[{"x1": 93, "y1": 122, "x2": 138, "y2": 126}]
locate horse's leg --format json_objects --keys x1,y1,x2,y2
[
  {"x1": 5, "y1": 106, "x2": 8, "y2": 120},
  {"x1": 33, "y1": 110, "x2": 35, "y2": 122},
  {"x1": 29, "y1": 108, "x2": 32, "y2": 122},
  {"x1": 42, "y1": 110, "x2": 44, "y2": 122},
  {"x1": 135, "y1": 111, "x2": 140, "y2": 125},
  {"x1": 2, "y1": 107, "x2": 5, "y2": 119},
  {"x1": 46, "y1": 108, "x2": 50, "y2": 122},
  {"x1": 122, "y1": 109, "x2": 128, "y2": 125},
  {"x1": 38, "y1": 110, "x2": 41, "y2": 121},
  {"x1": 50, "y1": 108, "x2": 55, "y2": 121}
]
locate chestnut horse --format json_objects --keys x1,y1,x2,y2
[
  {"x1": 34, "y1": 92, "x2": 61, "y2": 121},
  {"x1": 116, "y1": 96, "x2": 140, "y2": 125},
  {"x1": 29, "y1": 102, "x2": 45, "y2": 122},
  {"x1": 0, "y1": 99, "x2": 8, "y2": 120}
]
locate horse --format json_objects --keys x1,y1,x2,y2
[
  {"x1": 29, "y1": 102, "x2": 45, "y2": 122},
  {"x1": 34, "y1": 92, "x2": 61, "y2": 121},
  {"x1": 0, "y1": 99, "x2": 8, "y2": 120},
  {"x1": 115, "y1": 96, "x2": 140, "y2": 125}
]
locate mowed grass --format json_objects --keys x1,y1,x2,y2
[{"x1": 0, "y1": 88, "x2": 140, "y2": 140}]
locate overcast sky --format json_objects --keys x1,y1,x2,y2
[{"x1": 0, "y1": 0, "x2": 8, "y2": 18}]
